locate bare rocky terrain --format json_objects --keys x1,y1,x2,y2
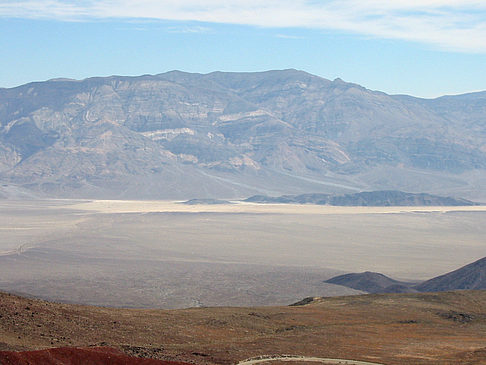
[{"x1": 1, "y1": 69, "x2": 486, "y2": 200}]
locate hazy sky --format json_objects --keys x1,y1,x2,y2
[{"x1": 1, "y1": 0, "x2": 485, "y2": 97}]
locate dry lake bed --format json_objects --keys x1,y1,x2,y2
[{"x1": 1, "y1": 199, "x2": 485, "y2": 308}]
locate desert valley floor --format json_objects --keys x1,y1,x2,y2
[{"x1": 0, "y1": 199, "x2": 485, "y2": 308}]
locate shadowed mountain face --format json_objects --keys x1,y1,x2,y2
[
  {"x1": 416, "y1": 256, "x2": 486, "y2": 292},
  {"x1": 326, "y1": 257, "x2": 486, "y2": 294},
  {"x1": 1, "y1": 69, "x2": 486, "y2": 199}
]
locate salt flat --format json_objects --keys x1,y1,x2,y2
[
  {"x1": 0, "y1": 199, "x2": 485, "y2": 308},
  {"x1": 61, "y1": 199, "x2": 486, "y2": 214}
]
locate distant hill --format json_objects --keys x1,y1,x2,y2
[
  {"x1": 244, "y1": 190, "x2": 479, "y2": 206},
  {"x1": 244, "y1": 193, "x2": 330, "y2": 204},
  {"x1": 325, "y1": 272, "x2": 416, "y2": 293},
  {"x1": 416, "y1": 257, "x2": 486, "y2": 292},
  {"x1": 1, "y1": 70, "x2": 486, "y2": 199},
  {"x1": 326, "y1": 256, "x2": 486, "y2": 294}
]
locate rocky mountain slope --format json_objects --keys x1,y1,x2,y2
[
  {"x1": 416, "y1": 256, "x2": 486, "y2": 292},
  {"x1": 1, "y1": 70, "x2": 485, "y2": 199},
  {"x1": 326, "y1": 256, "x2": 486, "y2": 294}
]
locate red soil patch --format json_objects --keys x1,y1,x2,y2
[{"x1": 0, "y1": 346, "x2": 191, "y2": 365}]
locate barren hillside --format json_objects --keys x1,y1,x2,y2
[{"x1": 1, "y1": 290, "x2": 486, "y2": 364}]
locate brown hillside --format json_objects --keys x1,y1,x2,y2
[{"x1": 1, "y1": 290, "x2": 486, "y2": 364}]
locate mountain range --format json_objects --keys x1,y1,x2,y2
[
  {"x1": 325, "y1": 256, "x2": 486, "y2": 293},
  {"x1": 1, "y1": 69, "x2": 485, "y2": 199},
  {"x1": 243, "y1": 190, "x2": 479, "y2": 206}
]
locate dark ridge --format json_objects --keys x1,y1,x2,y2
[
  {"x1": 289, "y1": 297, "x2": 318, "y2": 306},
  {"x1": 244, "y1": 190, "x2": 479, "y2": 206},
  {"x1": 325, "y1": 271, "x2": 415, "y2": 293}
]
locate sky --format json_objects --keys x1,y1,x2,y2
[{"x1": 1, "y1": 1, "x2": 486, "y2": 97}]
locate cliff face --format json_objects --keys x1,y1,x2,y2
[{"x1": 1, "y1": 69, "x2": 485, "y2": 199}]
